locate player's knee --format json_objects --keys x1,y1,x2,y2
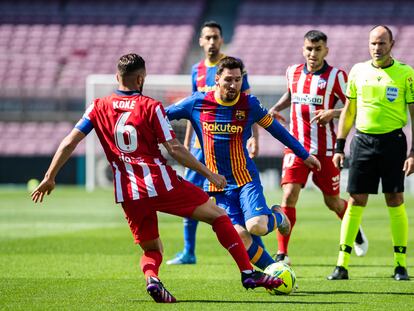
[
  {"x1": 208, "y1": 205, "x2": 227, "y2": 223},
  {"x1": 193, "y1": 199, "x2": 227, "y2": 224},
  {"x1": 385, "y1": 193, "x2": 404, "y2": 206},
  {"x1": 211, "y1": 204, "x2": 227, "y2": 217},
  {"x1": 246, "y1": 218, "x2": 267, "y2": 236},
  {"x1": 324, "y1": 196, "x2": 343, "y2": 212},
  {"x1": 349, "y1": 194, "x2": 368, "y2": 206}
]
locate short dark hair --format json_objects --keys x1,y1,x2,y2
[
  {"x1": 117, "y1": 53, "x2": 145, "y2": 77},
  {"x1": 304, "y1": 30, "x2": 328, "y2": 43},
  {"x1": 216, "y1": 56, "x2": 244, "y2": 76},
  {"x1": 370, "y1": 24, "x2": 393, "y2": 41},
  {"x1": 201, "y1": 20, "x2": 222, "y2": 37}
]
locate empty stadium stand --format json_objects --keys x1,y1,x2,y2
[
  {"x1": 229, "y1": 0, "x2": 413, "y2": 75},
  {"x1": 0, "y1": 0, "x2": 205, "y2": 99}
]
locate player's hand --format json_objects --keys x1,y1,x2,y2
[
  {"x1": 268, "y1": 108, "x2": 286, "y2": 124},
  {"x1": 303, "y1": 155, "x2": 321, "y2": 171},
  {"x1": 310, "y1": 109, "x2": 334, "y2": 126},
  {"x1": 207, "y1": 172, "x2": 227, "y2": 190},
  {"x1": 333, "y1": 153, "x2": 345, "y2": 169},
  {"x1": 403, "y1": 153, "x2": 414, "y2": 176},
  {"x1": 247, "y1": 136, "x2": 259, "y2": 158},
  {"x1": 31, "y1": 178, "x2": 55, "y2": 203}
]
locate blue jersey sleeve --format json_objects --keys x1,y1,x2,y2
[
  {"x1": 249, "y1": 95, "x2": 309, "y2": 160},
  {"x1": 165, "y1": 94, "x2": 196, "y2": 121},
  {"x1": 265, "y1": 120, "x2": 309, "y2": 160},
  {"x1": 191, "y1": 64, "x2": 198, "y2": 94}
]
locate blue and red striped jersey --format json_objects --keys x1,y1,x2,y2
[
  {"x1": 187, "y1": 56, "x2": 249, "y2": 186},
  {"x1": 166, "y1": 91, "x2": 309, "y2": 192}
]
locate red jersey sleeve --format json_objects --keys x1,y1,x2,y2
[
  {"x1": 333, "y1": 70, "x2": 348, "y2": 104},
  {"x1": 150, "y1": 102, "x2": 176, "y2": 144}
]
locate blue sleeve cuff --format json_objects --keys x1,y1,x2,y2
[{"x1": 75, "y1": 117, "x2": 93, "y2": 135}]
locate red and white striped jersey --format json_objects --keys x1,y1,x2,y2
[
  {"x1": 286, "y1": 62, "x2": 347, "y2": 156},
  {"x1": 84, "y1": 91, "x2": 180, "y2": 203}
]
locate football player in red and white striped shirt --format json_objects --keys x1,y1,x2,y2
[
  {"x1": 268, "y1": 30, "x2": 368, "y2": 265},
  {"x1": 31, "y1": 53, "x2": 284, "y2": 303}
]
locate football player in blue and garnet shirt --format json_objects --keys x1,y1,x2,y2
[
  {"x1": 167, "y1": 21, "x2": 254, "y2": 265},
  {"x1": 167, "y1": 56, "x2": 321, "y2": 270}
]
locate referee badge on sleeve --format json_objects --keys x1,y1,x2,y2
[{"x1": 386, "y1": 86, "x2": 398, "y2": 102}]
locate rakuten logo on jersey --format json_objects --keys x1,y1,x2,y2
[
  {"x1": 292, "y1": 93, "x2": 323, "y2": 105},
  {"x1": 202, "y1": 121, "x2": 243, "y2": 134}
]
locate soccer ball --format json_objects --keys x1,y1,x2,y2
[{"x1": 264, "y1": 262, "x2": 297, "y2": 295}]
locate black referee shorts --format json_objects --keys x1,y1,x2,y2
[{"x1": 347, "y1": 128, "x2": 407, "y2": 194}]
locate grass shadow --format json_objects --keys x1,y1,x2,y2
[
  {"x1": 299, "y1": 290, "x2": 414, "y2": 296},
  {"x1": 130, "y1": 299, "x2": 353, "y2": 304}
]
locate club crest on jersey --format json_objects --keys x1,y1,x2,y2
[
  {"x1": 318, "y1": 78, "x2": 327, "y2": 89},
  {"x1": 235, "y1": 110, "x2": 246, "y2": 120},
  {"x1": 386, "y1": 86, "x2": 398, "y2": 102}
]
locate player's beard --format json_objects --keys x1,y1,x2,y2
[
  {"x1": 224, "y1": 89, "x2": 238, "y2": 101},
  {"x1": 208, "y1": 47, "x2": 219, "y2": 59}
]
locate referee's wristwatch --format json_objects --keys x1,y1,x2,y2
[{"x1": 334, "y1": 138, "x2": 346, "y2": 154}]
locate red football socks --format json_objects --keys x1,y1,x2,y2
[
  {"x1": 140, "y1": 250, "x2": 162, "y2": 279},
  {"x1": 212, "y1": 215, "x2": 252, "y2": 271}
]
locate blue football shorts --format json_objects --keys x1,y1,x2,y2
[{"x1": 209, "y1": 179, "x2": 272, "y2": 227}]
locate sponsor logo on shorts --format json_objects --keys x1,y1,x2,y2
[
  {"x1": 332, "y1": 175, "x2": 340, "y2": 182},
  {"x1": 255, "y1": 206, "x2": 264, "y2": 211},
  {"x1": 332, "y1": 175, "x2": 340, "y2": 191}
]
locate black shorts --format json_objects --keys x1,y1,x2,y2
[{"x1": 347, "y1": 129, "x2": 407, "y2": 194}]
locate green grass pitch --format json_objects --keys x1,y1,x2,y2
[{"x1": 0, "y1": 186, "x2": 413, "y2": 310}]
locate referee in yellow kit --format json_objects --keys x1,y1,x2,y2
[{"x1": 328, "y1": 25, "x2": 414, "y2": 281}]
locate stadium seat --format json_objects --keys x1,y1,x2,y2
[{"x1": 228, "y1": 0, "x2": 408, "y2": 75}]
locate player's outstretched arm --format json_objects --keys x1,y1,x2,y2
[
  {"x1": 310, "y1": 109, "x2": 342, "y2": 126},
  {"x1": 268, "y1": 91, "x2": 291, "y2": 123},
  {"x1": 31, "y1": 129, "x2": 86, "y2": 203},
  {"x1": 183, "y1": 120, "x2": 194, "y2": 150},
  {"x1": 263, "y1": 116, "x2": 309, "y2": 162},
  {"x1": 163, "y1": 138, "x2": 227, "y2": 189}
]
